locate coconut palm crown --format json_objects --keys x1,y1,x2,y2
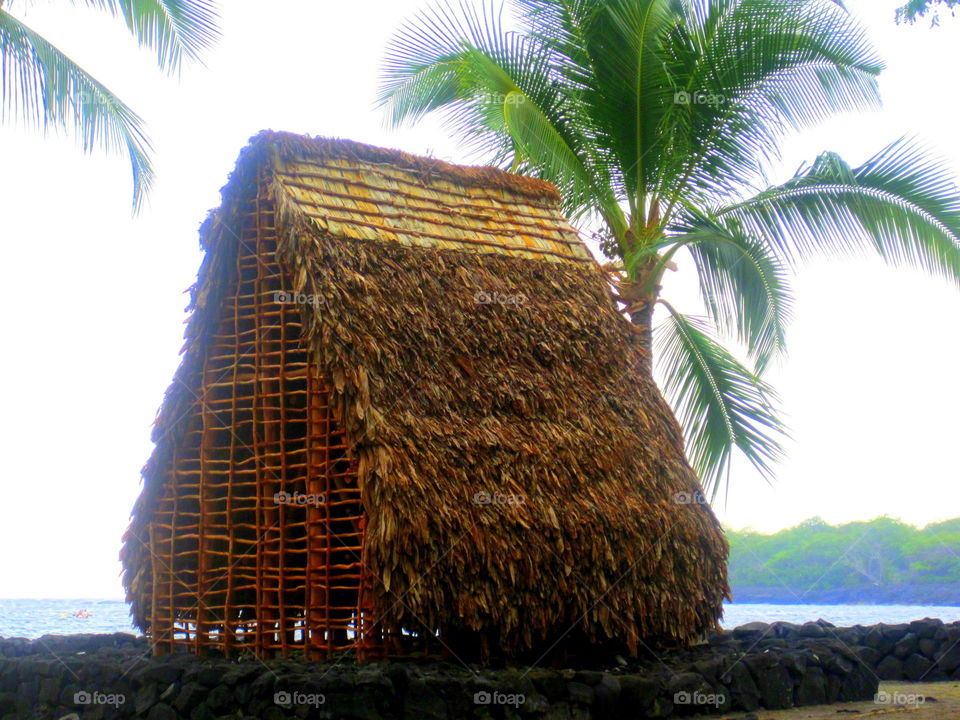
[
  {"x1": 378, "y1": 0, "x2": 960, "y2": 500},
  {"x1": 0, "y1": 0, "x2": 220, "y2": 209}
]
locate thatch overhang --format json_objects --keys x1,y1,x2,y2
[{"x1": 122, "y1": 130, "x2": 728, "y2": 657}]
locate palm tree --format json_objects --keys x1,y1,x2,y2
[
  {"x1": 897, "y1": 0, "x2": 959, "y2": 24},
  {"x1": 379, "y1": 0, "x2": 960, "y2": 500},
  {"x1": 0, "y1": 0, "x2": 219, "y2": 209}
]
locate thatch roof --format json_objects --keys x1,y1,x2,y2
[{"x1": 122, "y1": 130, "x2": 728, "y2": 655}]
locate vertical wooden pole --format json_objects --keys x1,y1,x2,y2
[
  {"x1": 195, "y1": 350, "x2": 213, "y2": 655},
  {"x1": 166, "y1": 444, "x2": 179, "y2": 652},
  {"x1": 222, "y1": 221, "x2": 244, "y2": 659}
]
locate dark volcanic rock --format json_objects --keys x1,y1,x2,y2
[
  {"x1": 938, "y1": 645, "x2": 960, "y2": 674},
  {"x1": 567, "y1": 681, "x2": 594, "y2": 706},
  {"x1": 147, "y1": 703, "x2": 178, "y2": 720},
  {"x1": 771, "y1": 622, "x2": 803, "y2": 639},
  {"x1": 592, "y1": 674, "x2": 620, "y2": 718},
  {"x1": 893, "y1": 633, "x2": 919, "y2": 659},
  {"x1": 910, "y1": 618, "x2": 944, "y2": 639},
  {"x1": 833, "y1": 626, "x2": 863, "y2": 646},
  {"x1": 903, "y1": 653, "x2": 934, "y2": 682},
  {"x1": 617, "y1": 675, "x2": 661, "y2": 716},
  {"x1": 744, "y1": 655, "x2": 793, "y2": 710},
  {"x1": 404, "y1": 678, "x2": 447, "y2": 720},
  {"x1": 852, "y1": 645, "x2": 880, "y2": 667},
  {"x1": 0, "y1": 623, "x2": 945, "y2": 720},
  {"x1": 204, "y1": 684, "x2": 234, "y2": 713},
  {"x1": 37, "y1": 677, "x2": 59, "y2": 706},
  {"x1": 863, "y1": 625, "x2": 883, "y2": 648},
  {"x1": 720, "y1": 661, "x2": 761, "y2": 711},
  {"x1": 918, "y1": 637, "x2": 939, "y2": 658},
  {"x1": 795, "y1": 665, "x2": 827, "y2": 706},
  {"x1": 135, "y1": 682, "x2": 160, "y2": 715},
  {"x1": 733, "y1": 622, "x2": 770, "y2": 638},
  {"x1": 133, "y1": 662, "x2": 182, "y2": 686},
  {"x1": 799, "y1": 622, "x2": 827, "y2": 639},
  {"x1": 173, "y1": 682, "x2": 207, "y2": 713},
  {"x1": 877, "y1": 655, "x2": 904, "y2": 680}
]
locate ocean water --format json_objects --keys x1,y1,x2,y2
[
  {"x1": 2, "y1": 599, "x2": 959, "y2": 639},
  {"x1": 0, "y1": 599, "x2": 136, "y2": 639},
  {"x1": 720, "y1": 603, "x2": 960, "y2": 628}
]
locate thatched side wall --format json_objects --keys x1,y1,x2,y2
[{"x1": 123, "y1": 132, "x2": 728, "y2": 658}]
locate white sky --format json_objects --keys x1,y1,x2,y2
[{"x1": 0, "y1": 0, "x2": 957, "y2": 599}]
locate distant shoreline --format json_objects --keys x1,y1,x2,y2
[{"x1": 730, "y1": 586, "x2": 960, "y2": 606}]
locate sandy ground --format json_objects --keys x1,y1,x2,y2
[{"x1": 694, "y1": 682, "x2": 960, "y2": 720}]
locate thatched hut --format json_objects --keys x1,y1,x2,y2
[{"x1": 121, "y1": 131, "x2": 728, "y2": 660}]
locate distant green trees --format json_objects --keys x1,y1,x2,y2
[{"x1": 728, "y1": 517, "x2": 960, "y2": 604}]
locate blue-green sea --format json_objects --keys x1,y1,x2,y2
[{"x1": 2, "y1": 599, "x2": 959, "y2": 640}]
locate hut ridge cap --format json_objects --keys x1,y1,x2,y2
[{"x1": 249, "y1": 129, "x2": 563, "y2": 201}]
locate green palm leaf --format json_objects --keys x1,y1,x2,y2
[
  {"x1": 655, "y1": 305, "x2": 787, "y2": 501},
  {"x1": 897, "y1": 0, "x2": 960, "y2": 24},
  {"x1": 0, "y1": 8, "x2": 152, "y2": 207},
  {"x1": 660, "y1": 0, "x2": 883, "y2": 207},
  {"x1": 720, "y1": 139, "x2": 960, "y2": 282},
  {"x1": 63, "y1": 0, "x2": 220, "y2": 73},
  {"x1": 379, "y1": 0, "x2": 625, "y2": 231},
  {"x1": 671, "y1": 211, "x2": 794, "y2": 372}
]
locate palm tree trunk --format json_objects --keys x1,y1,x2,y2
[
  {"x1": 629, "y1": 298, "x2": 656, "y2": 376},
  {"x1": 620, "y1": 255, "x2": 660, "y2": 377}
]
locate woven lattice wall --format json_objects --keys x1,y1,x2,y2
[
  {"x1": 124, "y1": 132, "x2": 730, "y2": 663},
  {"x1": 144, "y1": 172, "x2": 379, "y2": 659}
]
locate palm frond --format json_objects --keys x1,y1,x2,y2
[
  {"x1": 896, "y1": 0, "x2": 960, "y2": 24},
  {"x1": 718, "y1": 138, "x2": 960, "y2": 284},
  {"x1": 671, "y1": 210, "x2": 794, "y2": 372},
  {"x1": 582, "y1": 0, "x2": 683, "y2": 206},
  {"x1": 63, "y1": 0, "x2": 220, "y2": 72},
  {"x1": 658, "y1": 0, "x2": 882, "y2": 207},
  {"x1": 655, "y1": 304, "x2": 787, "y2": 500},
  {"x1": 0, "y1": 8, "x2": 152, "y2": 208},
  {"x1": 378, "y1": 0, "x2": 626, "y2": 231}
]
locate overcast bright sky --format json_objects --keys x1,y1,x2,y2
[{"x1": 0, "y1": 0, "x2": 957, "y2": 599}]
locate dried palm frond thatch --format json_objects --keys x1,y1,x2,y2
[{"x1": 121, "y1": 131, "x2": 728, "y2": 660}]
